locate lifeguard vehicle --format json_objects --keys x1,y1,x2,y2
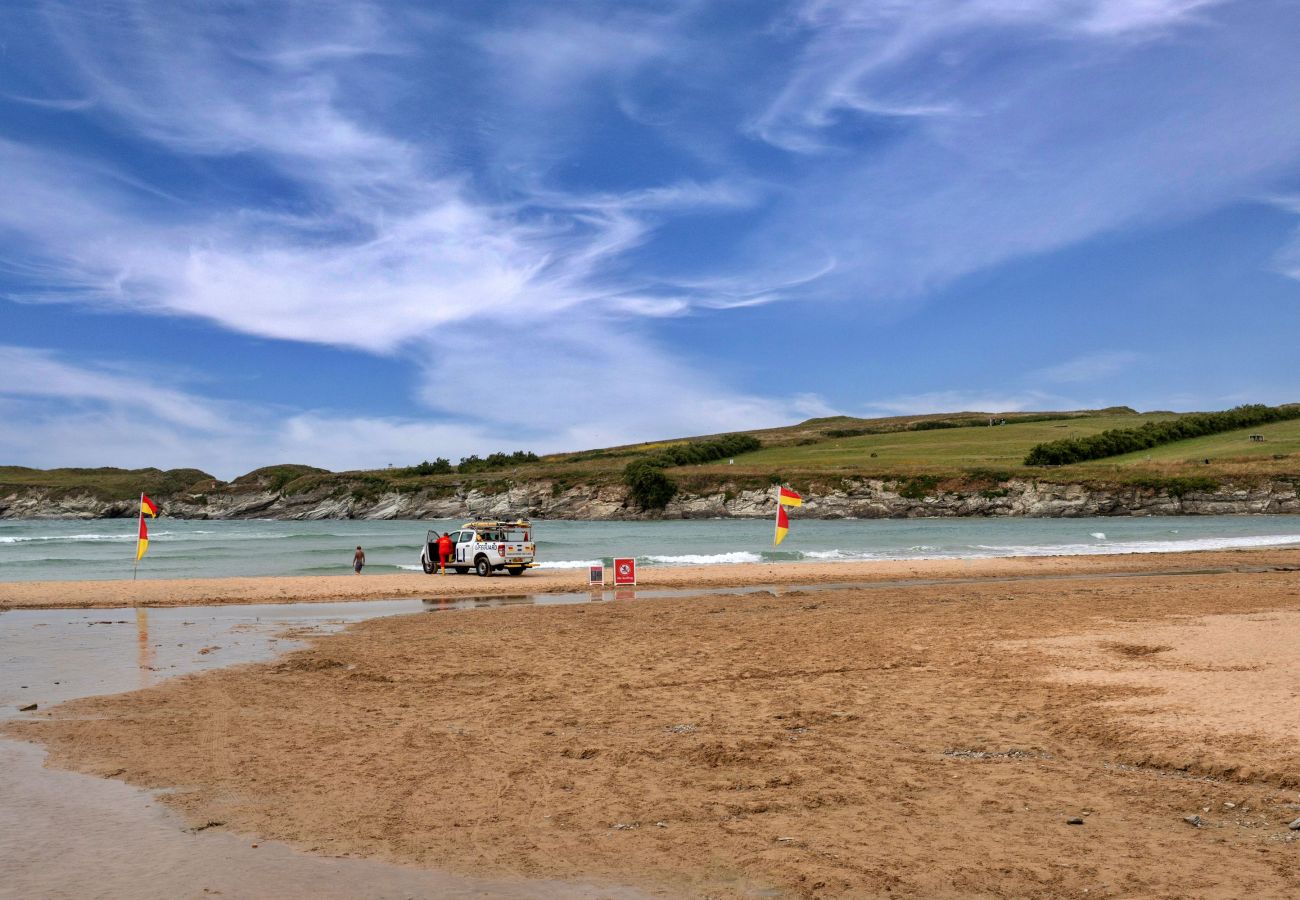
[{"x1": 420, "y1": 520, "x2": 536, "y2": 577}]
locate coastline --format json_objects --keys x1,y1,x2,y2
[
  {"x1": 1, "y1": 545, "x2": 1298, "y2": 609},
  {"x1": 8, "y1": 557, "x2": 1299, "y2": 896}
]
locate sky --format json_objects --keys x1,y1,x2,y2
[{"x1": 2, "y1": 0, "x2": 1299, "y2": 479}]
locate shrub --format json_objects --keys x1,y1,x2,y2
[
  {"x1": 624, "y1": 460, "x2": 677, "y2": 509},
  {"x1": 456, "y1": 450, "x2": 539, "y2": 474},
  {"x1": 910, "y1": 419, "x2": 965, "y2": 431},
  {"x1": 898, "y1": 475, "x2": 940, "y2": 500},
  {"x1": 402, "y1": 458, "x2": 453, "y2": 476},
  {"x1": 621, "y1": 433, "x2": 762, "y2": 509},
  {"x1": 647, "y1": 434, "x2": 761, "y2": 467},
  {"x1": 1129, "y1": 475, "x2": 1219, "y2": 497},
  {"x1": 1024, "y1": 405, "x2": 1300, "y2": 466},
  {"x1": 268, "y1": 470, "x2": 299, "y2": 493}
]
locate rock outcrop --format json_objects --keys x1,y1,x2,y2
[{"x1": 3, "y1": 477, "x2": 1297, "y2": 521}]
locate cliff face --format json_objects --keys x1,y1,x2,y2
[{"x1": 3, "y1": 478, "x2": 1297, "y2": 520}]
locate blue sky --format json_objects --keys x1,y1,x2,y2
[{"x1": 2, "y1": 0, "x2": 1299, "y2": 478}]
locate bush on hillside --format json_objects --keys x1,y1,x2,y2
[
  {"x1": 624, "y1": 460, "x2": 678, "y2": 510},
  {"x1": 1024, "y1": 404, "x2": 1300, "y2": 466},
  {"x1": 622, "y1": 434, "x2": 763, "y2": 509},
  {"x1": 402, "y1": 458, "x2": 453, "y2": 476},
  {"x1": 457, "y1": 450, "x2": 539, "y2": 474}
]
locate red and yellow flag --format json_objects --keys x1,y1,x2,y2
[
  {"x1": 141, "y1": 494, "x2": 158, "y2": 517},
  {"x1": 777, "y1": 487, "x2": 802, "y2": 507},
  {"x1": 135, "y1": 517, "x2": 149, "y2": 562},
  {"x1": 774, "y1": 504, "x2": 790, "y2": 546}
]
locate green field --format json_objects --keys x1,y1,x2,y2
[{"x1": 711, "y1": 413, "x2": 1178, "y2": 476}]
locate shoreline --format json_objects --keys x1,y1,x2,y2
[
  {"x1": 8, "y1": 560, "x2": 1298, "y2": 895},
  {"x1": 1, "y1": 546, "x2": 1298, "y2": 609}
]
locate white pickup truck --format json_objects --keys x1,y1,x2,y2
[{"x1": 420, "y1": 520, "x2": 536, "y2": 576}]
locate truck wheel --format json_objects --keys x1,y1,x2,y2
[
  {"x1": 475, "y1": 557, "x2": 492, "y2": 577},
  {"x1": 421, "y1": 556, "x2": 435, "y2": 574},
  {"x1": 507, "y1": 567, "x2": 525, "y2": 577}
]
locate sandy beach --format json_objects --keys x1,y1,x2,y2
[
  {"x1": 2, "y1": 545, "x2": 1299, "y2": 609},
  {"x1": 6, "y1": 550, "x2": 1300, "y2": 897}
]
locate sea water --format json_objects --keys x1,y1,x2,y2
[{"x1": 1, "y1": 515, "x2": 1299, "y2": 582}]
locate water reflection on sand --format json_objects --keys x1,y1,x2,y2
[{"x1": 0, "y1": 601, "x2": 646, "y2": 899}]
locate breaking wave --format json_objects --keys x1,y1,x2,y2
[
  {"x1": 534, "y1": 559, "x2": 602, "y2": 570},
  {"x1": 642, "y1": 551, "x2": 763, "y2": 565},
  {"x1": 0, "y1": 532, "x2": 179, "y2": 543},
  {"x1": 969, "y1": 533, "x2": 1300, "y2": 557}
]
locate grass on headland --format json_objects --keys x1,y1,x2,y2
[{"x1": 0, "y1": 466, "x2": 217, "y2": 502}]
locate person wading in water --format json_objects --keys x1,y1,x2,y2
[{"x1": 353, "y1": 546, "x2": 366, "y2": 575}]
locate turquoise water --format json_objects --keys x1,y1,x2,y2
[{"x1": 1, "y1": 515, "x2": 1299, "y2": 581}]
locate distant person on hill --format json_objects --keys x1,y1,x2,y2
[
  {"x1": 437, "y1": 532, "x2": 454, "y2": 574},
  {"x1": 353, "y1": 546, "x2": 365, "y2": 575}
]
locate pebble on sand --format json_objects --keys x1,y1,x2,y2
[{"x1": 18, "y1": 703, "x2": 37, "y2": 712}]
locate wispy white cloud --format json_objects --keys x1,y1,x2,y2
[
  {"x1": 0, "y1": 92, "x2": 96, "y2": 111},
  {"x1": 1268, "y1": 194, "x2": 1300, "y2": 285},
  {"x1": 415, "y1": 320, "x2": 823, "y2": 440},
  {"x1": 1075, "y1": 0, "x2": 1222, "y2": 36},
  {"x1": 0, "y1": 342, "x2": 822, "y2": 478},
  {"x1": 754, "y1": 0, "x2": 1230, "y2": 151},
  {"x1": 1031, "y1": 351, "x2": 1142, "y2": 384},
  {"x1": 0, "y1": 346, "x2": 231, "y2": 432},
  {"x1": 1, "y1": 3, "x2": 789, "y2": 355},
  {"x1": 860, "y1": 389, "x2": 1058, "y2": 417},
  {"x1": 742, "y1": 0, "x2": 1300, "y2": 305}
]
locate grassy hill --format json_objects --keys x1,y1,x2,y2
[
  {"x1": 0, "y1": 466, "x2": 218, "y2": 501},
  {"x1": 4, "y1": 406, "x2": 1299, "y2": 508}
]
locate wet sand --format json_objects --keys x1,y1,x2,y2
[
  {"x1": 7, "y1": 561, "x2": 1299, "y2": 897},
  {"x1": 3, "y1": 545, "x2": 1299, "y2": 609},
  {"x1": 0, "y1": 602, "x2": 644, "y2": 898}
]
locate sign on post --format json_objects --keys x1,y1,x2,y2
[
  {"x1": 588, "y1": 564, "x2": 605, "y2": 586},
  {"x1": 613, "y1": 557, "x2": 637, "y2": 586}
]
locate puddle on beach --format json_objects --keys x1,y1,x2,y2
[{"x1": 0, "y1": 601, "x2": 646, "y2": 899}]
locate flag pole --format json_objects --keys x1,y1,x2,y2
[
  {"x1": 133, "y1": 491, "x2": 142, "y2": 581},
  {"x1": 773, "y1": 484, "x2": 780, "y2": 545}
]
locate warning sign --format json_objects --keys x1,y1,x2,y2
[{"x1": 613, "y1": 557, "x2": 637, "y2": 586}]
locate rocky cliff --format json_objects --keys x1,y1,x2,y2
[{"x1": 3, "y1": 477, "x2": 1297, "y2": 520}]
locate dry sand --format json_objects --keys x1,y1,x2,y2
[
  {"x1": 7, "y1": 553, "x2": 1300, "y2": 897},
  {"x1": 3, "y1": 546, "x2": 1299, "y2": 609}
]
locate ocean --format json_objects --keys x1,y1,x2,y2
[{"x1": 1, "y1": 515, "x2": 1299, "y2": 582}]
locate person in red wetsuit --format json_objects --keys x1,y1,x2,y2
[{"x1": 436, "y1": 532, "x2": 454, "y2": 574}]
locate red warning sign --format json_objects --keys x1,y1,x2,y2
[{"x1": 613, "y1": 557, "x2": 637, "y2": 586}]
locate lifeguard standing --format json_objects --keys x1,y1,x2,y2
[{"x1": 436, "y1": 532, "x2": 454, "y2": 574}]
